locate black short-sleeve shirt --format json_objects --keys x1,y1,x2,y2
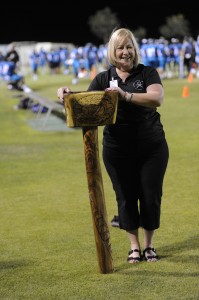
[{"x1": 87, "y1": 64, "x2": 166, "y2": 148}]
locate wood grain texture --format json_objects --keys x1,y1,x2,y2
[
  {"x1": 82, "y1": 126, "x2": 114, "y2": 274},
  {"x1": 64, "y1": 91, "x2": 118, "y2": 127},
  {"x1": 63, "y1": 92, "x2": 117, "y2": 273}
]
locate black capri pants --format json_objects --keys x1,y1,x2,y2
[{"x1": 102, "y1": 138, "x2": 169, "y2": 231}]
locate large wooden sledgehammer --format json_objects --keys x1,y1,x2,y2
[{"x1": 64, "y1": 91, "x2": 118, "y2": 274}]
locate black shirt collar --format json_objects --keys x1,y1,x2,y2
[{"x1": 109, "y1": 64, "x2": 144, "y2": 79}]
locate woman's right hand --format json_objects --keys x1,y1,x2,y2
[{"x1": 57, "y1": 87, "x2": 72, "y2": 102}]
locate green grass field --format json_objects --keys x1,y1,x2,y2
[{"x1": 0, "y1": 72, "x2": 199, "y2": 300}]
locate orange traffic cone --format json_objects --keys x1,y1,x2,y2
[
  {"x1": 187, "y1": 72, "x2": 194, "y2": 83},
  {"x1": 90, "y1": 65, "x2": 97, "y2": 80},
  {"x1": 182, "y1": 85, "x2": 189, "y2": 98}
]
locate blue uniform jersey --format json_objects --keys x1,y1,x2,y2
[{"x1": 0, "y1": 61, "x2": 23, "y2": 81}]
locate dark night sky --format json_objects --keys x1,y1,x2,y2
[{"x1": 2, "y1": 1, "x2": 198, "y2": 45}]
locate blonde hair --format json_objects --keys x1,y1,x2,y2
[{"x1": 107, "y1": 28, "x2": 141, "y2": 67}]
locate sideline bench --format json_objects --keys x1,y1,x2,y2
[{"x1": 19, "y1": 91, "x2": 65, "y2": 129}]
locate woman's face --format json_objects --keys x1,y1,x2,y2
[{"x1": 115, "y1": 38, "x2": 135, "y2": 69}]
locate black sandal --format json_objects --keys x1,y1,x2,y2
[
  {"x1": 127, "y1": 249, "x2": 141, "y2": 263},
  {"x1": 143, "y1": 247, "x2": 158, "y2": 262}
]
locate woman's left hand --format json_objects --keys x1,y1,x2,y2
[{"x1": 105, "y1": 87, "x2": 126, "y2": 99}]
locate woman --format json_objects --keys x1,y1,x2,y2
[{"x1": 57, "y1": 28, "x2": 169, "y2": 263}]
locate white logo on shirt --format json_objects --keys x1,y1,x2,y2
[{"x1": 133, "y1": 80, "x2": 144, "y2": 90}]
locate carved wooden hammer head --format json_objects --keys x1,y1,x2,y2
[{"x1": 64, "y1": 91, "x2": 118, "y2": 127}]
